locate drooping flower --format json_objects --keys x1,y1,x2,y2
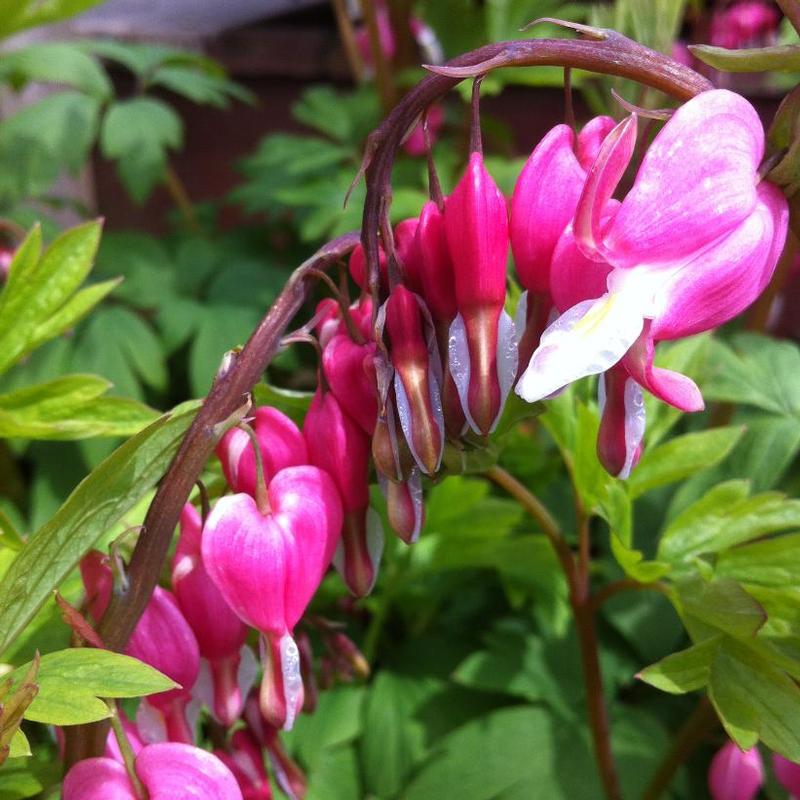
[
  {"x1": 383, "y1": 284, "x2": 444, "y2": 475},
  {"x1": 446, "y1": 151, "x2": 518, "y2": 435},
  {"x1": 517, "y1": 90, "x2": 788, "y2": 474},
  {"x1": 322, "y1": 333, "x2": 379, "y2": 436},
  {"x1": 711, "y1": 1, "x2": 780, "y2": 49},
  {"x1": 63, "y1": 742, "x2": 243, "y2": 800},
  {"x1": 216, "y1": 406, "x2": 307, "y2": 499},
  {"x1": 202, "y1": 467, "x2": 342, "y2": 730},
  {"x1": 172, "y1": 504, "x2": 253, "y2": 727},
  {"x1": 773, "y1": 753, "x2": 800, "y2": 797},
  {"x1": 303, "y1": 389, "x2": 382, "y2": 597},
  {"x1": 708, "y1": 741, "x2": 763, "y2": 800},
  {"x1": 215, "y1": 730, "x2": 273, "y2": 800}
]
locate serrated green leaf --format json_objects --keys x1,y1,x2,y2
[
  {"x1": 147, "y1": 65, "x2": 254, "y2": 108},
  {"x1": 0, "y1": 401, "x2": 198, "y2": 656},
  {"x1": 627, "y1": 426, "x2": 744, "y2": 499},
  {"x1": 690, "y1": 43, "x2": 800, "y2": 72},
  {"x1": 83, "y1": 39, "x2": 220, "y2": 78},
  {"x1": 638, "y1": 637, "x2": 720, "y2": 694},
  {"x1": 716, "y1": 533, "x2": 800, "y2": 587},
  {"x1": 7, "y1": 649, "x2": 176, "y2": 725},
  {"x1": 100, "y1": 98, "x2": 183, "y2": 203},
  {"x1": 0, "y1": 43, "x2": 111, "y2": 98},
  {"x1": 0, "y1": 221, "x2": 102, "y2": 376}
]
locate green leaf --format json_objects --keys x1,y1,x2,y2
[
  {"x1": 637, "y1": 637, "x2": 720, "y2": 694},
  {"x1": 0, "y1": 374, "x2": 158, "y2": 439},
  {"x1": 0, "y1": 221, "x2": 102, "y2": 376},
  {"x1": 659, "y1": 481, "x2": 800, "y2": 566},
  {"x1": 83, "y1": 40, "x2": 220, "y2": 79},
  {"x1": 8, "y1": 730, "x2": 30, "y2": 759},
  {"x1": 100, "y1": 98, "x2": 183, "y2": 203},
  {"x1": 677, "y1": 577, "x2": 766, "y2": 640},
  {"x1": 709, "y1": 638, "x2": 800, "y2": 759},
  {"x1": 716, "y1": 533, "x2": 800, "y2": 588},
  {"x1": 0, "y1": 401, "x2": 198, "y2": 656},
  {"x1": 690, "y1": 43, "x2": 800, "y2": 72},
  {"x1": 6, "y1": 649, "x2": 176, "y2": 725},
  {"x1": 0, "y1": 91, "x2": 101, "y2": 205},
  {"x1": 0, "y1": 43, "x2": 112, "y2": 98},
  {"x1": 148, "y1": 66, "x2": 254, "y2": 108},
  {"x1": 626, "y1": 426, "x2": 744, "y2": 499},
  {"x1": 0, "y1": 0, "x2": 105, "y2": 38}
]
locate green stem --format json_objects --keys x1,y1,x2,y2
[{"x1": 107, "y1": 701, "x2": 147, "y2": 799}]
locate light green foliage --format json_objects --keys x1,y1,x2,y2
[
  {"x1": 0, "y1": 401, "x2": 198, "y2": 656},
  {"x1": 0, "y1": 0, "x2": 105, "y2": 38},
  {"x1": 5, "y1": 649, "x2": 176, "y2": 725},
  {"x1": 691, "y1": 43, "x2": 800, "y2": 72}
]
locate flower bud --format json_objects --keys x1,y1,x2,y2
[
  {"x1": 773, "y1": 753, "x2": 800, "y2": 797},
  {"x1": 383, "y1": 470, "x2": 425, "y2": 544},
  {"x1": 384, "y1": 285, "x2": 444, "y2": 475},
  {"x1": 596, "y1": 364, "x2": 645, "y2": 480},
  {"x1": 322, "y1": 334, "x2": 379, "y2": 435},
  {"x1": 394, "y1": 217, "x2": 423, "y2": 293},
  {"x1": 215, "y1": 730, "x2": 273, "y2": 800},
  {"x1": 416, "y1": 200, "x2": 457, "y2": 325},
  {"x1": 446, "y1": 152, "x2": 517, "y2": 435},
  {"x1": 708, "y1": 741, "x2": 763, "y2": 800},
  {"x1": 216, "y1": 406, "x2": 307, "y2": 498},
  {"x1": 349, "y1": 242, "x2": 387, "y2": 293}
]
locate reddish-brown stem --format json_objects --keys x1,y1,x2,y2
[
  {"x1": 642, "y1": 697, "x2": 719, "y2": 800},
  {"x1": 588, "y1": 577, "x2": 669, "y2": 613},
  {"x1": 63, "y1": 232, "x2": 360, "y2": 767},
  {"x1": 331, "y1": 0, "x2": 366, "y2": 83},
  {"x1": 486, "y1": 467, "x2": 622, "y2": 800},
  {"x1": 360, "y1": 0, "x2": 396, "y2": 111}
]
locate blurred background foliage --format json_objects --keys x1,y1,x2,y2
[{"x1": 1, "y1": 0, "x2": 800, "y2": 798}]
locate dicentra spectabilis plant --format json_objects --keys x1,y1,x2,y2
[{"x1": 9, "y1": 7, "x2": 800, "y2": 800}]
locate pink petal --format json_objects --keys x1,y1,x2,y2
[
  {"x1": 63, "y1": 757, "x2": 136, "y2": 800},
  {"x1": 651, "y1": 181, "x2": 788, "y2": 340},
  {"x1": 576, "y1": 115, "x2": 617, "y2": 172},
  {"x1": 606, "y1": 90, "x2": 764, "y2": 268},
  {"x1": 574, "y1": 115, "x2": 637, "y2": 261},
  {"x1": 622, "y1": 327, "x2": 704, "y2": 412},
  {"x1": 136, "y1": 742, "x2": 243, "y2": 800},
  {"x1": 510, "y1": 124, "x2": 585, "y2": 294},
  {"x1": 323, "y1": 334, "x2": 379, "y2": 435},
  {"x1": 394, "y1": 217, "x2": 423, "y2": 293},
  {"x1": 597, "y1": 364, "x2": 645, "y2": 479},
  {"x1": 773, "y1": 754, "x2": 800, "y2": 796},
  {"x1": 416, "y1": 199, "x2": 457, "y2": 323},
  {"x1": 173, "y1": 504, "x2": 248, "y2": 662},
  {"x1": 708, "y1": 741, "x2": 763, "y2": 800}
]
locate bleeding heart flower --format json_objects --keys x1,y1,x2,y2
[
  {"x1": 215, "y1": 730, "x2": 273, "y2": 800},
  {"x1": 63, "y1": 743, "x2": 243, "y2": 800},
  {"x1": 216, "y1": 406, "x2": 307, "y2": 499},
  {"x1": 202, "y1": 467, "x2": 342, "y2": 730},
  {"x1": 773, "y1": 753, "x2": 800, "y2": 797},
  {"x1": 708, "y1": 741, "x2": 763, "y2": 800},
  {"x1": 382, "y1": 469, "x2": 425, "y2": 544},
  {"x1": 446, "y1": 151, "x2": 518, "y2": 435},
  {"x1": 322, "y1": 333, "x2": 379, "y2": 435},
  {"x1": 517, "y1": 90, "x2": 788, "y2": 474}
]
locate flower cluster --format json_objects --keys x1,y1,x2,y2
[{"x1": 708, "y1": 739, "x2": 800, "y2": 800}]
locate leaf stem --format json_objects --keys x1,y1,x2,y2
[
  {"x1": 107, "y1": 700, "x2": 147, "y2": 799},
  {"x1": 588, "y1": 577, "x2": 669, "y2": 614},
  {"x1": 163, "y1": 165, "x2": 201, "y2": 233},
  {"x1": 485, "y1": 467, "x2": 622, "y2": 800}
]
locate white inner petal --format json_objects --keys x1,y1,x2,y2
[
  {"x1": 513, "y1": 290, "x2": 528, "y2": 345},
  {"x1": 620, "y1": 377, "x2": 646, "y2": 480},
  {"x1": 492, "y1": 309, "x2": 519, "y2": 432},
  {"x1": 365, "y1": 507, "x2": 385, "y2": 594},
  {"x1": 448, "y1": 313, "x2": 479, "y2": 434},
  {"x1": 515, "y1": 292, "x2": 645, "y2": 403},
  {"x1": 279, "y1": 633, "x2": 303, "y2": 732}
]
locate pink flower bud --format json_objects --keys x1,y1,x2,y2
[
  {"x1": 416, "y1": 200, "x2": 457, "y2": 325},
  {"x1": 304, "y1": 390, "x2": 382, "y2": 597},
  {"x1": 773, "y1": 753, "x2": 800, "y2": 796},
  {"x1": 383, "y1": 470, "x2": 425, "y2": 544},
  {"x1": 384, "y1": 285, "x2": 444, "y2": 475},
  {"x1": 596, "y1": 363, "x2": 645, "y2": 479},
  {"x1": 216, "y1": 406, "x2": 308, "y2": 498},
  {"x1": 202, "y1": 468, "x2": 341, "y2": 729},
  {"x1": 349, "y1": 242, "x2": 387, "y2": 292},
  {"x1": 64, "y1": 743, "x2": 244, "y2": 800},
  {"x1": 446, "y1": 152, "x2": 517, "y2": 435},
  {"x1": 314, "y1": 298, "x2": 341, "y2": 349},
  {"x1": 708, "y1": 741, "x2": 763, "y2": 800},
  {"x1": 394, "y1": 217, "x2": 424, "y2": 293},
  {"x1": 322, "y1": 334, "x2": 379, "y2": 435}
]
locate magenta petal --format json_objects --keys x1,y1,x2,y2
[
  {"x1": 510, "y1": 124, "x2": 585, "y2": 294},
  {"x1": 708, "y1": 741, "x2": 763, "y2": 800},
  {"x1": 773, "y1": 754, "x2": 800, "y2": 796},
  {"x1": 323, "y1": 334, "x2": 379, "y2": 435},
  {"x1": 622, "y1": 328, "x2": 704, "y2": 412},
  {"x1": 650, "y1": 181, "x2": 788, "y2": 340},
  {"x1": 63, "y1": 757, "x2": 136, "y2": 800},
  {"x1": 136, "y1": 743, "x2": 243, "y2": 800},
  {"x1": 216, "y1": 407, "x2": 307, "y2": 498},
  {"x1": 606, "y1": 90, "x2": 764, "y2": 267},
  {"x1": 394, "y1": 217, "x2": 424, "y2": 293},
  {"x1": 574, "y1": 114, "x2": 637, "y2": 261},
  {"x1": 550, "y1": 220, "x2": 614, "y2": 313},
  {"x1": 576, "y1": 115, "x2": 616, "y2": 172},
  {"x1": 173, "y1": 504, "x2": 248, "y2": 662},
  {"x1": 416, "y1": 199, "x2": 457, "y2": 323},
  {"x1": 446, "y1": 151, "x2": 509, "y2": 310},
  {"x1": 126, "y1": 587, "x2": 199, "y2": 707},
  {"x1": 597, "y1": 365, "x2": 645, "y2": 479}
]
